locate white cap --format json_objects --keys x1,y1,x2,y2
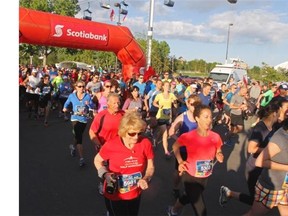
[
  {"x1": 191, "y1": 84, "x2": 197, "y2": 88},
  {"x1": 32, "y1": 68, "x2": 37, "y2": 73}
]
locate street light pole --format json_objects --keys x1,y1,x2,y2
[
  {"x1": 146, "y1": 0, "x2": 155, "y2": 69},
  {"x1": 225, "y1": 23, "x2": 233, "y2": 64}
]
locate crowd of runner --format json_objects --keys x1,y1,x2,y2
[{"x1": 19, "y1": 64, "x2": 288, "y2": 216}]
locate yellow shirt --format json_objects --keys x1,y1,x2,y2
[{"x1": 154, "y1": 93, "x2": 177, "y2": 119}]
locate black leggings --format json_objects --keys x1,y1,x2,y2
[
  {"x1": 179, "y1": 173, "x2": 208, "y2": 216},
  {"x1": 105, "y1": 196, "x2": 141, "y2": 216},
  {"x1": 72, "y1": 121, "x2": 87, "y2": 145}
]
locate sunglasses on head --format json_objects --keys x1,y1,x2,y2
[{"x1": 127, "y1": 132, "x2": 142, "y2": 137}]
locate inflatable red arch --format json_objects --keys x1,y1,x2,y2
[{"x1": 19, "y1": 7, "x2": 146, "y2": 81}]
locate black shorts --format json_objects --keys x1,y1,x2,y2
[
  {"x1": 157, "y1": 119, "x2": 170, "y2": 126},
  {"x1": 230, "y1": 113, "x2": 244, "y2": 126}
]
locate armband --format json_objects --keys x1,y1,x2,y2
[{"x1": 97, "y1": 166, "x2": 108, "y2": 179}]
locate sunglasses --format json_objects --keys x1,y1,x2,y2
[
  {"x1": 77, "y1": 86, "x2": 85, "y2": 88},
  {"x1": 127, "y1": 132, "x2": 142, "y2": 137},
  {"x1": 105, "y1": 85, "x2": 112, "y2": 88}
]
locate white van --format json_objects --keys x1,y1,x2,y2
[{"x1": 209, "y1": 58, "x2": 248, "y2": 88}]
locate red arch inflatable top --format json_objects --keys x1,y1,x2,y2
[{"x1": 19, "y1": 7, "x2": 146, "y2": 81}]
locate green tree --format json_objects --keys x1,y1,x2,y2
[
  {"x1": 248, "y1": 63, "x2": 288, "y2": 83},
  {"x1": 19, "y1": 0, "x2": 80, "y2": 66}
]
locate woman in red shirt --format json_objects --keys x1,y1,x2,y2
[
  {"x1": 94, "y1": 112, "x2": 155, "y2": 216},
  {"x1": 168, "y1": 104, "x2": 224, "y2": 216}
]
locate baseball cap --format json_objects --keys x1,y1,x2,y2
[
  {"x1": 279, "y1": 84, "x2": 288, "y2": 90},
  {"x1": 63, "y1": 75, "x2": 68, "y2": 79},
  {"x1": 32, "y1": 68, "x2": 37, "y2": 73},
  {"x1": 191, "y1": 84, "x2": 197, "y2": 88}
]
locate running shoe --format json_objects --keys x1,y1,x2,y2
[
  {"x1": 79, "y1": 158, "x2": 85, "y2": 167},
  {"x1": 69, "y1": 144, "x2": 76, "y2": 157},
  {"x1": 219, "y1": 186, "x2": 230, "y2": 207},
  {"x1": 167, "y1": 206, "x2": 178, "y2": 216},
  {"x1": 98, "y1": 182, "x2": 104, "y2": 195}
]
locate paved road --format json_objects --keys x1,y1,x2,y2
[{"x1": 19, "y1": 104, "x2": 279, "y2": 216}]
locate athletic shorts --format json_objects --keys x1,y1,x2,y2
[
  {"x1": 254, "y1": 181, "x2": 288, "y2": 209},
  {"x1": 157, "y1": 119, "x2": 170, "y2": 126},
  {"x1": 230, "y1": 113, "x2": 244, "y2": 126}
]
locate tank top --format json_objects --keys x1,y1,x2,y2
[
  {"x1": 97, "y1": 92, "x2": 108, "y2": 112},
  {"x1": 179, "y1": 111, "x2": 197, "y2": 135}
]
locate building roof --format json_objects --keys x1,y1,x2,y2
[{"x1": 274, "y1": 61, "x2": 288, "y2": 70}]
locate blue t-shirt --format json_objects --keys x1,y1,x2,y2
[{"x1": 199, "y1": 92, "x2": 211, "y2": 106}]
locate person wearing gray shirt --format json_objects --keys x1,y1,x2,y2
[
  {"x1": 229, "y1": 87, "x2": 248, "y2": 134},
  {"x1": 244, "y1": 120, "x2": 288, "y2": 215}
]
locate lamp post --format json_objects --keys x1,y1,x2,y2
[
  {"x1": 146, "y1": 0, "x2": 175, "y2": 69},
  {"x1": 225, "y1": 23, "x2": 233, "y2": 64},
  {"x1": 146, "y1": 0, "x2": 155, "y2": 69}
]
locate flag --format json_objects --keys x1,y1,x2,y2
[
  {"x1": 110, "y1": 9, "x2": 115, "y2": 21},
  {"x1": 243, "y1": 75, "x2": 248, "y2": 86},
  {"x1": 143, "y1": 66, "x2": 156, "y2": 82}
]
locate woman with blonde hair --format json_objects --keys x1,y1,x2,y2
[{"x1": 95, "y1": 112, "x2": 155, "y2": 216}]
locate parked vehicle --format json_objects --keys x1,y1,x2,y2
[{"x1": 209, "y1": 58, "x2": 248, "y2": 88}]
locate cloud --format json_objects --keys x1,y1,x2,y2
[{"x1": 126, "y1": 8, "x2": 288, "y2": 46}]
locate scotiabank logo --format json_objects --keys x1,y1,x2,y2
[
  {"x1": 52, "y1": 23, "x2": 108, "y2": 43},
  {"x1": 53, "y1": 25, "x2": 64, "y2": 37}
]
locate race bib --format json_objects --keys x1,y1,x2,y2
[
  {"x1": 75, "y1": 105, "x2": 88, "y2": 116},
  {"x1": 162, "y1": 108, "x2": 171, "y2": 116},
  {"x1": 117, "y1": 172, "x2": 142, "y2": 194},
  {"x1": 282, "y1": 173, "x2": 288, "y2": 189},
  {"x1": 195, "y1": 160, "x2": 213, "y2": 177}
]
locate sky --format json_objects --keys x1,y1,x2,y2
[{"x1": 75, "y1": 0, "x2": 288, "y2": 68}]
